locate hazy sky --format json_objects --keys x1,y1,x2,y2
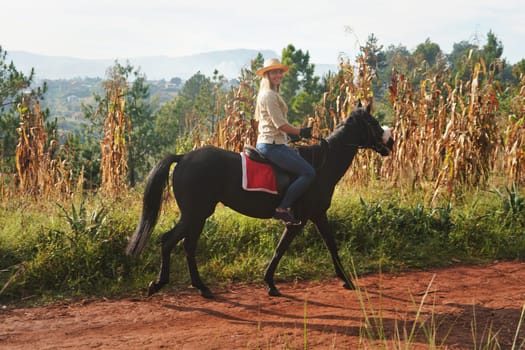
[{"x1": 1, "y1": 0, "x2": 523, "y2": 64}]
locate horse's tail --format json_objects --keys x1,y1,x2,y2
[{"x1": 126, "y1": 153, "x2": 182, "y2": 257}]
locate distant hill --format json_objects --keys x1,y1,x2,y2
[{"x1": 7, "y1": 49, "x2": 338, "y2": 81}]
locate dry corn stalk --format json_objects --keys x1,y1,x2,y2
[
  {"x1": 208, "y1": 51, "x2": 523, "y2": 197},
  {"x1": 15, "y1": 97, "x2": 73, "y2": 199},
  {"x1": 334, "y1": 52, "x2": 388, "y2": 185},
  {"x1": 0, "y1": 173, "x2": 13, "y2": 199},
  {"x1": 99, "y1": 77, "x2": 130, "y2": 196},
  {"x1": 385, "y1": 58, "x2": 500, "y2": 203},
  {"x1": 432, "y1": 62, "x2": 498, "y2": 201},
  {"x1": 501, "y1": 75, "x2": 525, "y2": 185},
  {"x1": 211, "y1": 80, "x2": 257, "y2": 151}
]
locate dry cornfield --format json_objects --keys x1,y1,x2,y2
[
  {"x1": 383, "y1": 59, "x2": 523, "y2": 203},
  {"x1": 210, "y1": 54, "x2": 524, "y2": 204},
  {"x1": 3, "y1": 54, "x2": 524, "y2": 202},
  {"x1": 7, "y1": 66, "x2": 131, "y2": 200},
  {"x1": 14, "y1": 96, "x2": 73, "y2": 199},
  {"x1": 98, "y1": 74, "x2": 130, "y2": 197},
  {"x1": 210, "y1": 80, "x2": 258, "y2": 152},
  {"x1": 501, "y1": 75, "x2": 525, "y2": 185}
]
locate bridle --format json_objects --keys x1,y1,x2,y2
[{"x1": 333, "y1": 116, "x2": 389, "y2": 153}]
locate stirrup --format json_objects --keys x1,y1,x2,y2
[{"x1": 272, "y1": 208, "x2": 301, "y2": 226}]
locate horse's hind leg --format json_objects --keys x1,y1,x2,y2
[
  {"x1": 182, "y1": 218, "x2": 213, "y2": 298},
  {"x1": 264, "y1": 225, "x2": 302, "y2": 296},
  {"x1": 147, "y1": 223, "x2": 186, "y2": 296}
]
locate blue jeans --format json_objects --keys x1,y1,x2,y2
[{"x1": 256, "y1": 143, "x2": 315, "y2": 209}]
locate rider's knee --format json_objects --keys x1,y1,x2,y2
[{"x1": 304, "y1": 166, "x2": 316, "y2": 181}]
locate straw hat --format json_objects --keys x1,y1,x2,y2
[{"x1": 256, "y1": 58, "x2": 290, "y2": 77}]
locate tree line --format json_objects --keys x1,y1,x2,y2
[{"x1": 1, "y1": 30, "x2": 524, "y2": 194}]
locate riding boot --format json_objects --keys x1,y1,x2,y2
[{"x1": 272, "y1": 208, "x2": 301, "y2": 226}]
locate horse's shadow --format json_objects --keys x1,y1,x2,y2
[
  {"x1": 162, "y1": 290, "x2": 525, "y2": 347},
  {"x1": 162, "y1": 296, "x2": 365, "y2": 338}
]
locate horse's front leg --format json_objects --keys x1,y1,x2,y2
[
  {"x1": 264, "y1": 225, "x2": 302, "y2": 296},
  {"x1": 311, "y1": 213, "x2": 355, "y2": 290}
]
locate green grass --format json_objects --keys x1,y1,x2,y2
[{"x1": 1, "y1": 182, "x2": 524, "y2": 305}]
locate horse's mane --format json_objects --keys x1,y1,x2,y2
[
  {"x1": 326, "y1": 109, "x2": 363, "y2": 144},
  {"x1": 297, "y1": 140, "x2": 329, "y2": 170}
]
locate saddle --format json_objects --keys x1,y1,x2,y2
[{"x1": 241, "y1": 141, "x2": 328, "y2": 195}]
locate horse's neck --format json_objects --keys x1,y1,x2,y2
[{"x1": 322, "y1": 145, "x2": 358, "y2": 186}]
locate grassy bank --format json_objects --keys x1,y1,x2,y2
[{"x1": 1, "y1": 182, "x2": 524, "y2": 305}]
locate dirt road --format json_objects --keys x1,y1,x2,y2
[{"x1": 2, "y1": 261, "x2": 525, "y2": 349}]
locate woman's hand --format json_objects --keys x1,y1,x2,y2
[{"x1": 299, "y1": 127, "x2": 312, "y2": 139}]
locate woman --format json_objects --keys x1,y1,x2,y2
[{"x1": 255, "y1": 58, "x2": 315, "y2": 225}]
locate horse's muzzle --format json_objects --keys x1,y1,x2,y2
[{"x1": 379, "y1": 137, "x2": 394, "y2": 156}]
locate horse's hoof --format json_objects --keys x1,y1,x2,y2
[
  {"x1": 148, "y1": 281, "x2": 166, "y2": 297},
  {"x1": 343, "y1": 282, "x2": 356, "y2": 290},
  {"x1": 147, "y1": 281, "x2": 162, "y2": 297},
  {"x1": 268, "y1": 287, "x2": 282, "y2": 297},
  {"x1": 199, "y1": 288, "x2": 214, "y2": 299}
]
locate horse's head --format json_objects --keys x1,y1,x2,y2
[{"x1": 333, "y1": 104, "x2": 394, "y2": 156}]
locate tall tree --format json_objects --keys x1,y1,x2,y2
[
  {"x1": 361, "y1": 34, "x2": 386, "y2": 75},
  {"x1": 280, "y1": 44, "x2": 322, "y2": 123},
  {"x1": 413, "y1": 38, "x2": 445, "y2": 68},
  {"x1": 154, "y1": 71, "x2": 227, "y2": 152},
  {"x1": 239, "y1": 52, "x2": 264, "y2": 100},
  {"x1": 154, "y1": 97, "x2": 192, "y2": 154},
  {"x1": 183, "y1": 72, "x2": 215, "y2": 136},
  {"x1": 0, "y1": 46, "x2": 47, "y2": 173},
  {"x1": 448, "y1": 40, "x2": 478, "y2": 69},
  {"x1": 63, "y1": 131, "x2": 101, "y2": 190},
  {"x1": 379, "y1": 44, "x2": 414, "y2": 94},
  {"x1": 125, "y1": 67, "x2": 159, "y2": 186},
  {"x1": 480, "y1": 30, "x2": 509, "y2": 81},
  {"x1": 180, "y1": 72, "x2": 209, "y2": 102},
  {"x1": 482, "y1": 30, "x2": 504, "y2": 65},
  {"x1": 360, "y1": 34, "x2": 387, "y2": 98},
  {"x1": 512, "y1": 59, "x2": 525, "y2": 78},
  {"x1": 176, "y1": 72, "x2": 211, "y2": 133},
  {"x1": 448, "y1": 40, "x2": 479, "y2": 83},
  {"x1": 196, "y1": 70, "x2": 227, "y2": 132}
]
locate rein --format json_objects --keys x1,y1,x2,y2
[
  {"x1": 292, "y1": 137, "x2": 328, "y2": 170},
  {"x1": 333, "y1": 118, "x2": 388, "y2": 153},
  {"x1": 293, "y1": 113, "x2": 389, "y2": 159},
  {"x1": 305, "y1": 135, "x2": 364, "y2": 151}
]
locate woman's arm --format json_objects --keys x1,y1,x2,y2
[{"x1": 278, "y1": 123, "x2": 300, "y2": 135}]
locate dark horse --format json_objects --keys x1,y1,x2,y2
[{"x1": 126, "y1": 104, "x2": 394, "y2": 298}]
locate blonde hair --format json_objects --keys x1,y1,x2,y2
[
  {"x1": 260, "y1": 72, "x2": 280, "y2": 92},
  {"x1": 255, "y1": 72, "x2": 283, "y2": 121}
]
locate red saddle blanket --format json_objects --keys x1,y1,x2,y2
[{"x1": 240, "y1": 152, "x2": 278, "y2": 194}]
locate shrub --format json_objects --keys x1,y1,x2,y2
[{"x1": 1, "y1": 184, "x2": 524, "y2": 304}]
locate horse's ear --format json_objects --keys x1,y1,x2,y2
[
  {"x1": 357, "y1": 100, "x2": 362, "y2": 109},
  {"x1": 366, "y1": 103, "x2": 372, "y2": 114}
]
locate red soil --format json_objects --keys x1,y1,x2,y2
[{"x1": 2, "y1": 261, "x2": 525, "y2": 349}]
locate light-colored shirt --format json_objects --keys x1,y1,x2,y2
[{"x1": 255, "y1": 89, "x2": 289, "y2": 144}]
